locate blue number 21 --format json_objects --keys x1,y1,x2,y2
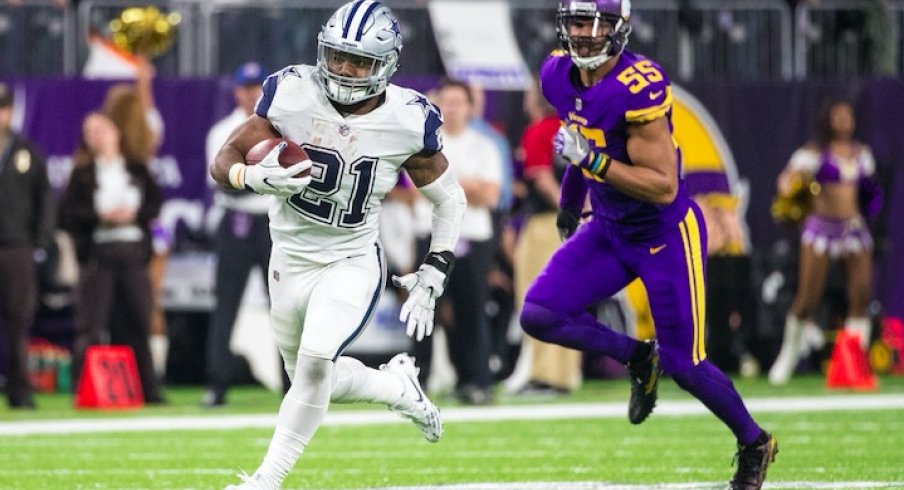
[{"x1": 287, "y1": 145, "x2": 377, "y2": 228}]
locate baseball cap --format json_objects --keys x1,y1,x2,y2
[
  {"x1": 233, "y1": 62, "x2": 267, "y2": 87},
  {"x1": 0, "y1": 83, "x2": 11, "y2": 108}
]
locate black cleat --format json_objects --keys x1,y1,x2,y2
[
  {"x1": 200, "y1": 389, "x2": 226, "y2": 408},
  {"x1": 730, "y1": 432, "x2": 779, "y2": 490},
  {"x1": 627, "y1": 340, "x2": 661, "y2": 425}
]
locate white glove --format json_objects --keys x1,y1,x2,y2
[
  {"x1": 554, "y1": 126, "x2": 592, "y2": 166},
  {"x1": 392, "y1": 264, "x2": 447, "y2": 342},
  {"x1": 240, "y1": 142, "x2": 313, "y2": 197}
]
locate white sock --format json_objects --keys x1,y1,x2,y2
[
  {"x1": 802, "y1": 319, "x2": 825, "y2": 351},
  {"x1": 149, "y1": 334, "x2": 169, "y2": 378},
  {"x1": 846, "y1": 317, "x2": 872, "y2": 351},
  {"x1": 331, "y1": 356, "x2": 406, "y2": 406},
  {"x1": 255, "y1": 355, "x2": 333, "y2": 486},
  {"x1": 769, "y1": 315, "x2": 804, "y2": 385}
]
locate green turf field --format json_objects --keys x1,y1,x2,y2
[{"x1": 2, "y1": 376, "x2": 903, "y2": 489}]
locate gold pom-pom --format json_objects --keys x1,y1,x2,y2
[
  {"x1": 771, "y1": 173, "x2": 820, "y2": 225},
  {"x1": 109, "y1": 6, "x2": 181, "y2": 58}
]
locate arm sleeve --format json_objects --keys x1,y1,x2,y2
[
  {"x1": 417, "y1": 166, "x2": 466, "y2": 253},
  {"x1": 558, "y1": 164, "x2": 588, "y2": 213},
  {"x1": 787, "y1": 148, "x2": 820, "y2": 173}
]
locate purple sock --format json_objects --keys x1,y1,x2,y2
[
  {"x1": 520, "y1": 301, "x2": 639, "y2": 364},
  {"x1": 670, "y1": 360, "x2": 762, "y2": 444}
]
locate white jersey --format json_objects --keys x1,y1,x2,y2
[{"x1": 255, "y1": 65, "x2": 443, "y2": 264}]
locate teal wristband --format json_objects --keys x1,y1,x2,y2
[{"x1": 586, "y1": 151, "x2": 611, "y2": 177}]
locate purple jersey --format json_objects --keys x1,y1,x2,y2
[{"x1": 540, "y1": 49, "x2": 689, "y2": 241}]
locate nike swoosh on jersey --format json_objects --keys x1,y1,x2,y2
[
  {"x1": 649, "y1": 244, "x2": 667, "y2": 255},
  {"x1": 649, "y1": 90, "x2": 664, "y2": 100}
]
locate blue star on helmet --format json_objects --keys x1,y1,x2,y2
[
  {"x1": 408, "y1": 95, "x2": 440, "y2": 118},
  {"x1": 390, "y1": 17, "x2": 401, "y2": 36}
]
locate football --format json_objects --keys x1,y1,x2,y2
[{"x1": 245, "y1": 138, "x2": 311, "y2": 177}]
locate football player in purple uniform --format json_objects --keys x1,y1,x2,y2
[{"x1": 519, "y1": 1, "x2": 777, "y2": 488}]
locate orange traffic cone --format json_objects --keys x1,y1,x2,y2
[
  {"x1": 826, "y1": 330, "x2": 878, "y2": 391},
  {"x1": 75, "y1": 345, "x2": 144, "y2": 409}
]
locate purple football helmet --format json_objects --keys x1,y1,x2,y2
[{"x1": 557, "y1": 0, "x2": 632, "y2": 70}]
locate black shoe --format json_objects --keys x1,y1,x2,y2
[
  {"x1": 201, "y1": 389, "x2": 226, "y2": 408},
  {"x1": 9, "y1": 396, "x2": 36, "y2": 410},
  {"x1": 145, "y1": 395, "x2": 168, "y2": 406},
  {"x1": 627, "y1": 340, "x2": 661, "y2": 425},
  {"x1": 730, "y1": 432, "x2": 779, "y2": 490},
  {"x1": 454, "y1": 384, "x2": 495, "y2": 406},
  {"x1": 517, "y1": 380, "x2": 570, "y2": 397}
]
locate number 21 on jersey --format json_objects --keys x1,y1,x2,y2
[{"x1": 288, "y1": 145, "x2": 377, "y2": 228}]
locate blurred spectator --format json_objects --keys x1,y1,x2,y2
[
  {"x1": 864, "y1": 0, "x2": 898, "y2": 76},
  {"x1": 677, "y1": 0, "x2": 703, "y2": 35},
  {"x1": 147, "y1": 219, "x2": 172, "y2": 380},
  {"x1": 101, "y1": 57, "x2": 163, "y2": 161},
  {"x1": 101, "y1": 57, "x2": 170, "y2": 381},
  {"x1": 61, "y1": 111, "x2": 163, "y2": 403},
  {"x1": 201, "y1": 62, "x2": 270, "y2": 407},
  {"x1": 468, "y1": 84, "x2": 514, "y2": 212},
  {"x1": 0, "y1": 82, "x2": 55, "y2": 409},
  {"x1": 466, "y1": 85, "x2": 516, "y2": 381},
  {"x1": 413, "y1": 79, "x2": 502, "y2": 405},
  {"x1": 769, "y1": 100, "x2": 881, "y2": 385},
  {"x1": 511, "y1": 79, "x2": 582, "y2": 396},
  {"x1": 380, "y1": 174, "x2": 419, "y2": 278}
]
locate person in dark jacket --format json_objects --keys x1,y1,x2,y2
[
  {"x1": 0, "y1": 82, "x2": 55, "y2": 409},
  {"x1": 60, "y1": 110, "x2": 163, "y2": 403}
]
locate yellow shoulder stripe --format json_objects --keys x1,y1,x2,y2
[
  {"x1": 625, "y1": 86, "x2": 673, "y2": 123},
  {"x1": 550, "y1": 49, "x2": 567, "y2": 57}
]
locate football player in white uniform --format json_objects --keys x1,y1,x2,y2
[{"x1": 210, "y1": 2, "x2": 467, "y2": 488}]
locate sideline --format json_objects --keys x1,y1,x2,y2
[{"x1": 2, "y1": 394, "x2": 903, "y2": 436}]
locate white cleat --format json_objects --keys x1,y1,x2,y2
[
  {"x1": 381, "y1": 353, "x2": 444, "y2": 443},
  {"x1": 224, "y1": 471, "x2": 279, "y2": 490}
]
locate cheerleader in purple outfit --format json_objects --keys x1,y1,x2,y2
[{"x1": 769, "y1": 100, "x2": 882, "y2": 385}]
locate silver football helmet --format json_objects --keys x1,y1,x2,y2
[{"x1": 317, "y1": 1, "x2": 403, "y2": 105}]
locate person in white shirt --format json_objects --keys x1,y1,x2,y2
[
  {"x1": 412, "y1": 79, "x2": 503, "y2": 405},
  {"x1": 201, "y1": 62, "x2": 272, "y2": 407},
  {"x1": 61, "y1": 111, "x2": 163, "y2": 404}
]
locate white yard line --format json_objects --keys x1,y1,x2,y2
[{"x1": 1, "y1": 394, "x2": 903, "y2": 436}]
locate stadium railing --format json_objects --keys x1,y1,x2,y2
[
  {"x1": 678, "y1": 0, "x2": 792, "y2": 81},
  {"x1": 196, "y1": 0, "x2": 443, "y2": 77},
  {"x1": 794, "y1": 0, "x2": 901, "y2": 79},
  {"x1": 0, "y1": 0, "x2": 73, "y2": 75}
]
